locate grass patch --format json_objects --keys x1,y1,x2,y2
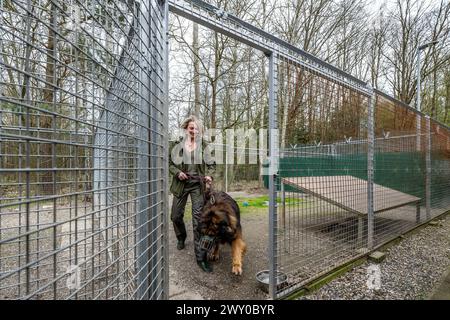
[
  {"x1": 235, "y1": 195, "x2": 303, "y2": 208},
  {"x1": 182, "y1": 195, "x2": 307, "y2": 220}
]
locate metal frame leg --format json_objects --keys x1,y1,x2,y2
[
  {"x1": 281, "y1": 181, "x2": 285, "y2": 230},
  {"x1": 416, "y1": 202, "x2": 421, "y2": 223},
  {"x1": 358, "y1": 216, "x2": 363, "y2": 247}
]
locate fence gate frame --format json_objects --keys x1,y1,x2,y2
[
  {"x1": 168, "y1": 0, "x2": 449, "y2": 300},
  {"x1": 167, "y1": 0, "x2": 372, "y2": 300}
]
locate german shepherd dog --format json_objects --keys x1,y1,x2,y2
[{"x1": 199, "y1": 188, "x2": 247, "y2": 275}]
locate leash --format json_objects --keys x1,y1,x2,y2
[
  {"x1": 184, "y1": 174, "x2": 214, "y2": 203},
  {"x1": 185, "y1": 173, "x2": 206, "y2": 182}
]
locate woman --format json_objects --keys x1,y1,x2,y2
[{"x1": 169, "y1": 115, "x2": 215, "y2": 272}]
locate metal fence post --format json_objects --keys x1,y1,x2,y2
[
  {"x1": 280, "y1": 181, "x2": 285, "y2": 230},
  {"x1": 150, "y1": 3, "x2": 158, "y2": 300},
  {"x1": 136, "y1": 3, "x2": 151, "y2": 300},
  {"x1": 425, "y1": 116, "x2": 431, "y2": 220},
  {"x1": 268, "y1": 52, "x2": 278, "y2": 299},
  {"x1": 225, "y1": 162, "x2": 228, "y2": 193},
  {"x1": 162, "y1": 0, "x2": 170, "y2": 300},
  {"x1": 367, "y1": 85, "x2": 375, "y2": 250}
]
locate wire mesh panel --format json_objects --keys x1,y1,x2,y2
[
  {"x1": 429, "y1": 119, "x2": 450, "y2": 217},
  {"x1": 0, "y1": 0, "x2": 168, "y2": 300},
  {"x1": 273, "y1": 56, "x2": 450, "y2": 298},
  {"x1": 273, "y1": 56, "x2": 372, "y2": 297},
  {"x1": 370, "y1": 93, "x2": 427, "y2": 249}
]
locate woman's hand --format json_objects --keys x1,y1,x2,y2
[{"x1": 178, "y1": 172, "x2": 188, "y2": 181}]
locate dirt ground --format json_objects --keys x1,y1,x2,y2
[{"x1": 168, "y1": 192, "x2": 271, "y2": 300}]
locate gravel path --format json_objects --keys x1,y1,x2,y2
[{"x1": 299, "y1": 214, "x2": 450, "y2": 300}]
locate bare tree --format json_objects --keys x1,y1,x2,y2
[
  {"x1": 193, "y1": 22, "x2": 201, "y2": 116},
  {"x1": 368, "y1": 5, "x2": 390, "y2": 89}
]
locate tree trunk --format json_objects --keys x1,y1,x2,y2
[
  {"x1": 210, "y1": 33, "x2": 220, "y2": 130},
  {"x1": 445, "y1": 71, "x2": 450, "y2": 124},
  {"x1": 41, "y1": 3, "x2": 56, "y2": 195},
  {"x1": 431, "y1": 52, "x2": 438, "y2": 118},
  {"x1": 193, "y1": 22, "x2": 201, "y2": 116}
]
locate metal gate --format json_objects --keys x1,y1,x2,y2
[{"x1": 1, "y1": 0, "x2": 168, "y2": 299}]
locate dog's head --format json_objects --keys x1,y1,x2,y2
[{"x1": 199, "y1": 193, "x2": 238, "y2": 243}]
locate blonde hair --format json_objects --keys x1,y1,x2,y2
[{"x1": 180, "y1": 115, "x2": 204, "y2": 136}]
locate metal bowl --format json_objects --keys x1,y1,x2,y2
[{"x1": 256, "y1": 270, "x2": 287, "y2": 293}]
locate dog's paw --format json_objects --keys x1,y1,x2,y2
[{"x1": 232, "y1": 264, "x2": 242, "y2": 275}]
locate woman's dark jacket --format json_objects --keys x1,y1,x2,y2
[{"x1": 169, "y1": 137, "x2": 216, "y2": 197}]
